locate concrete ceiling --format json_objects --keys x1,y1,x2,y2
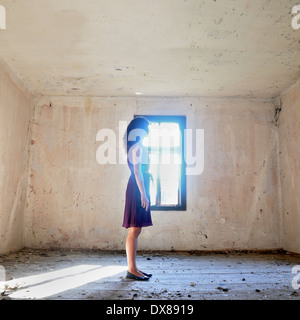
[{"x1": 0, "y1": 0, "x2": 299, "y2": 98}]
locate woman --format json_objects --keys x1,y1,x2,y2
[{"x1": 122, "y1": 117, "x2": 153, "y2": 281}]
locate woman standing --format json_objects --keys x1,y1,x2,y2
[{"x1": 123, "y1": 117, "x2": 153, "y2": 281}]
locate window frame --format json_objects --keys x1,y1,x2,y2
[{"x1": 134, "y1": 115, "x2": 186, "y2": 211}]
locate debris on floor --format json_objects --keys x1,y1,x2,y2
[{"x1": 0, "y1": 249, "x2": 299, "y2": 300}]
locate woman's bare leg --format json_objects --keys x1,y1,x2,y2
[{"x1": 126, "y1": 227, "x2": 144, "y2": 277}]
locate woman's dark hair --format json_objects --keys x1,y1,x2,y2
[{"x1": 124, "y1": 117, "x2": 150, "y2": 153}]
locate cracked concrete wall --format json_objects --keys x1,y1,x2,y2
[
  {"x1": 0, "y1": 60, "x2": 34, "y2": 254},
  {"x1": 279, "y1": 80, "x2": 300, "y2": 254},
  {"x1": 24, "y1": 96, "x2": 281, "y2": 251}
]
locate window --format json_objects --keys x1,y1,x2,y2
[{"x1": 135, "y1": 115, "x2": 186, "y2": 211}]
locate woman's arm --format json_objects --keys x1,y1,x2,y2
[{"x1": 132, "y1": 145, "x2": 149, "y2": 211}]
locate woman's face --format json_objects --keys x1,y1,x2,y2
[{"x1": 128, "y1": 127, "x2": 148, "y2": 145}]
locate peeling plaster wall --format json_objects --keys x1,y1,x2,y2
[
  {"x1": 279, "y1": 81, "x2": 300, "y2": 254},
  {"x1": 24, "y1": 97, "x2": 281, "y2": 251},
  {"x1": 0, "y1": 60, "x2": 34, "y2": 254}
]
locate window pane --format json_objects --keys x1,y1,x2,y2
[
  {"x1": 160, "y1": 164, "x2": 180, "y2": 205},
  {"x1": 149, "y1": 152, "x2": 159, "y2": 205},
  {"x1": 143, "y1": 122, "x2": 180, "y2": 149},
  {"x1": 136, "y1": 115, "x2": 186, "y2": 210},
  {"x1": 160, "y1": 152, "x2": 181, "y2": 205},
  {"x1": 143, "y1": 122, "x2": 160, "y2": 148},
  {"x1": 159, "y1": 122, "x2": 180, "y2": 149}
]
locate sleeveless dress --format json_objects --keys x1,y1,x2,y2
[{"x1": 122, "y1": 145, "x2": 153, "y2": 229}]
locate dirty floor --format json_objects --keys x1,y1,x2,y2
[{"x1": 0, "y1": 249, "x2": 300, "y2": 300}]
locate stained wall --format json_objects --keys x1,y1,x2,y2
[
  {"x1": 24, "y1": 96, "x2": 281, "y2": 251},
  {"x1": 0, "y1": 60, "x2": 34, "y2": 254},
  {"x1": 279, "y1": 81, "x2": 300, "y2": 254}
]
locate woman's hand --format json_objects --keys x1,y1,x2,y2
[{"x1": 141, "y1": 193, "x2": 149, "y2": 212}]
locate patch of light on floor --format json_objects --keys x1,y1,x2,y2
[{"x1": 2, "y1": 264, "x2": 127, "y2": 299}]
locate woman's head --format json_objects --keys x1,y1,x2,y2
[{"x1": 124, "y1": 117, "x2": 150, "y2": 152}]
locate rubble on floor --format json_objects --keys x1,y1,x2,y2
[{"x1": 0, "y1": 248, "x2": 300, "y2": 300}]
